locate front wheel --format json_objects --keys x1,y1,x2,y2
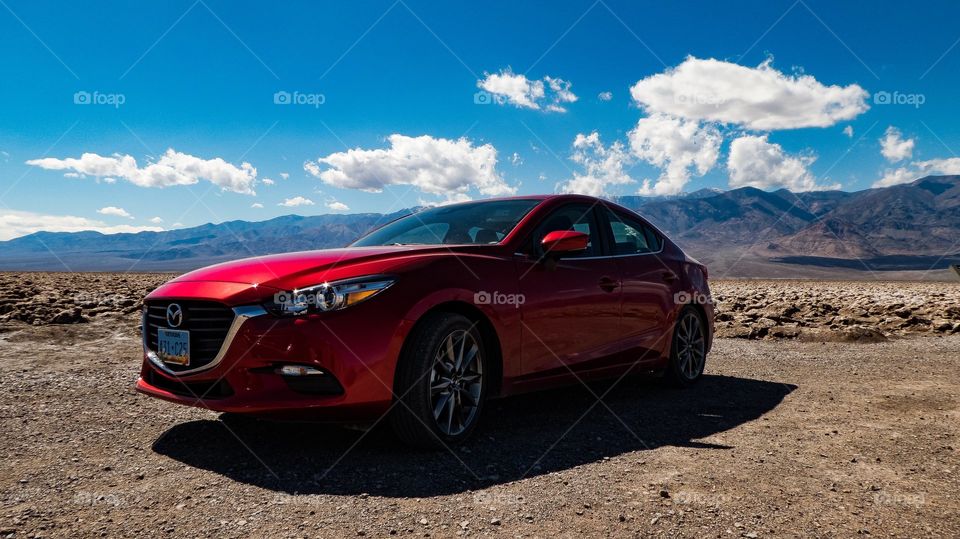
[
  {"x1": 665, "y1": 307, "x2": 708, "y2": 386},
  {"x1": 390, "y1": 313, "x2": 487, "y2": 448}
]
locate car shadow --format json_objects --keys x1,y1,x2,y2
[{"x1": 152, "y1": 374, "x2": 796, "y2": 497}]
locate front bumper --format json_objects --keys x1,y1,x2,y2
[{"x1": 136, "y1": 301, "x2": 412, "y2": 421}]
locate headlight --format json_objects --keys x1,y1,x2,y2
[{"x1": 268, "y1": 275, "x2": 395, "y2": 316}]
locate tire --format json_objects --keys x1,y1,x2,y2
[
  {"x1": 390, "y1": 312, "x2": 488, "y2": 448},
  {"x1": 665, "y1": 306, "x2": 708, "y2": 387}
]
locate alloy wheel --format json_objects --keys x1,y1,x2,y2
[
  {"x1": 676, "y1": 311, "x2": 706, "y2": 380},
  {"x1": 429, "y1": 329, "x2": 483, "y2": 436}
]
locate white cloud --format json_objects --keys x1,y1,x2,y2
[
  {"x1": 598, "y1": 91, "x2": 613, "y2": 101},
  {"x1": 917, "y1": 157, "x2": 960, "y2": 175},
  {"x1": 149, "y1": 216, "x2": 163, "y2": 224},
  {"x1": 279, "y1": 196, "x2": 314, "y2": 207},
  {"x1": 251, "y1": 203, "x2": 264, "y2": 208},
  {"x1": 873, "y1": 167, "x2": 916, "y2": 188},
  {"x1": 97, "y1": 206, "x2": 134, "y2": 219},
  {"x1": 26, "y1": 149, "x2": 257, "y2": 194},
  {"x1": 628, "y1": 113, "x2": 721, "y2": 195},
  {"x1": 477, "y1": 69, "x2": 578, "y2": 112},
  {"x1": 629, "y1": 56, "x2": 869, "y2": 130},
  {"x1": 557, "y1": 132, "x2": 635, "y2": 197},
  {"x1": 880, "y1": 126, "x2": 915, "y2": 162},
  {"x1": 843, "y1": 126, "x2": 854, "y2": 138},
  {"x1": 261, "y1": 178, "x2": 275, "y2": 186},
  {"x1": 727, "y1": 135, "x2": 839, "y2": 192},
  {"x1": 326, "y1": 200, "x2": 349, "y2": 211},
  {"x1": 510, "y1": 152, "x2": 522, "y2": 166},
  {"x1": 871, "y1": 157, "x2": 960, "y2": 188},
  {"x1": 279, "y1": 172, "x2": 289, "y2": 180},
  {"x1": 305, "y1": 134, "x2": 514, "y2": 201},
  {"x1": 0, "y1": 210, "x2": 161, "y2": 241}
]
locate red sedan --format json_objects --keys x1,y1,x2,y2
[{"x1": 136, "y1": 195, "x2": 714, "y2": 446}]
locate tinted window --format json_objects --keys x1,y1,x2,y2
[
  {"x1": 532, "y1": 204, "x2": 601, "y2": 258},
  {"x1": 603, "y1": 208, "x2": 661, "y2": 255},
  {"x1": 352, "y1": 199, "x2": 541, "y2": 246}
]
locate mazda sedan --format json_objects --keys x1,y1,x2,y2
[{"x1": 136, "y1": 195, "x2": 714, "y2": 447}]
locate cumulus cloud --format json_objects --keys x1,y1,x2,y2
[
  {"x1": 628, "y1": 113, "x2": 722, "y2": 195},
  {"x1": 598, "y1": 91, "x2": 613, "y2": 101},
  {"x1": 630, "y1": 56, "x2": 869, "y2": 130},
  {"x1": 873, "y1": 167, "x2": 916, "y2": 188},
  {"x1": 326, "y1": 200, "x2": 349, "y2": 211},
  {"x1": 0, "y1": 210, "x2": 161, "y2": 241},
  {"x1": 477, "y1": 69, "x2": 578, "y2": 112},
  {"x1": 843, "y1": 126, "x2": 854, "y2": 138},
  {"x1": 305, "y1": 134, "x2": 514, "y2": 201},
  {"x1": 251, "y1": 203, "x2": 264, "y2": 208},
  {"x1": 149, "y1": 216, "x2": 163, "y2": 224},
  {"x1": 880, "y1": 126, "x2": 915, "y2": 162},
  {"x1": 279, "y1": 172, "x2": 289, "y2": 180},
  {"x1": 557, "y1": 132, "x2": 635, "y2": 197},
  {"x1": 97, "y1": 206, "x2": 133, "y2": 219},
  {"x1": 261, "y1": 178, "x2": 275, "y2": 186},
  {"x1": 279, "y1": 196, "x2": 314, "y2": 207},
  {"x1": 727, "y1": 135, "x2": 839, "y2": 192},
  {"x1": 26, "y1": 149, "x2": 257, "y2": 195},
  {"x1": 872, "y1": 157, "x2": 960, "y2": 188}
]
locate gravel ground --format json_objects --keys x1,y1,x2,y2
[{"x1": 1, "y1": 274, "x2": 958, "y2": 537}]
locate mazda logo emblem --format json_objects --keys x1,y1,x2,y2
[{"x1": 166, "y1": 303, "x2": 184, "y2": 328}]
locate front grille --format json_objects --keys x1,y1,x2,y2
[{"x1": 145, "y1": 300, "x2": 235, "y2": 373}]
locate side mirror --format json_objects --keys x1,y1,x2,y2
[{"x1": 541, "y1": 230, "x2": 589, "y2": 256}]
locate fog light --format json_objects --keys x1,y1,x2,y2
[{"x1": 278, "y1": 365, "x2": 325, "y2": 377}]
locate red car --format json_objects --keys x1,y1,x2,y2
[{"x1": 136, "y1": 195, "x2": 714, "y2": 447}]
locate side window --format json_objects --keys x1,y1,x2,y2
[
  {"x1": 603, "y1": 208, "x2": 661, "y2": 255},
  {"x1": 533, "y1": 204, "x2": 601, "y2": 258}
]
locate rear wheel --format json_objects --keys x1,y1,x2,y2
[
  {"x1": 665, "y1": 307, "x2": 707, "y2": 386},
  {"x1": 390, "y1": 313, "x2": 487, "y2": 448}
]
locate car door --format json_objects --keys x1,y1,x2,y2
[
  {"x1": 600, "y1": 205, "x2": 676, "y2": 361},
  {"x1": 514, "y1": 203, "x2": 624, "y2": 377}
]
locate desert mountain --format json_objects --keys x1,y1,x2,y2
[{"x1": 1, "y1": 176, "x2": 958, "y2": 276}]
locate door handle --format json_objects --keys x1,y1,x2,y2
[
  {"x1": 661, "y1": 271, "x2": 678, "y2": 282},
  {"x1": 598, "y1": 276, "x2": 619, "y2": 292}
]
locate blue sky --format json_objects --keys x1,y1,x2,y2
[{"x1": 2, "y1": 0, "x2": 959, "y2": 239}]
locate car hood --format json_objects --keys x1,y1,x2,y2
[{"x1": 170, "y1": 245, "x2": 449, "y2": 290}]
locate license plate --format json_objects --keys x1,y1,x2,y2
[{"x1": 157, "y1": 328, "x2": 190, "y2": 366}]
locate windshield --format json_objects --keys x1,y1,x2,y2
[{"x1": 352, "y1": 199, "x2": 542, "y2": 247}]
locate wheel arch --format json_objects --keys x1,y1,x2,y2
[{"x1": 398, "y1": 300, "x2": 505, "y2": 398}]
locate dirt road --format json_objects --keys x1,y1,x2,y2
[{"x1": 1, "y1": 276, "x2": 958, "y2": 537}]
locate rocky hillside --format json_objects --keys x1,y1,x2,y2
[{"x1": 1, "y1": 176, "x2": 958, "y2": 274}]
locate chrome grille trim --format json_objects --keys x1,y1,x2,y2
[{"x1": 142, "y1": 303, "x2": 267, "y2": 377}]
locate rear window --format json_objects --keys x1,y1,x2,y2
[{"x1": 603, "y1": 208, "x2": 662, "y2": 255}]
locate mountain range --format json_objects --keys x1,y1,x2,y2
[{"x1": 2, "y1": 176, "x2": 959, "y2": 278}]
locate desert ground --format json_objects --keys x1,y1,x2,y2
[{"x1": 1, "y1": 272, "x2": 958, "y2": 538}]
